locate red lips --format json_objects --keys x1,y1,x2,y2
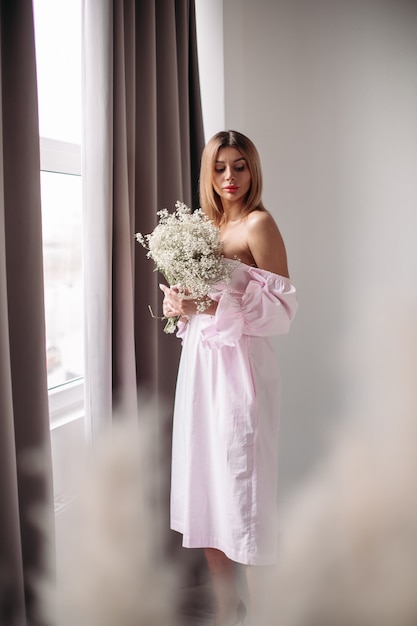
[{"x1": 224, "y1": 186, "x2": 238, "y2": 191}]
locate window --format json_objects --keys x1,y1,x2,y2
[
  {"x1": 40, "y1": 141, "x2": 83, "y2": 393},
  {"x1": 33, "y1": 0, "x2": 81, "y2": 145},
  {"x1": 33, "y1": 0, "x2": 83, "y2": 425}
]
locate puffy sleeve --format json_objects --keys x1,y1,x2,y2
[{"x1": 200, "y1": 267, "x2": 298, "y2": 349}]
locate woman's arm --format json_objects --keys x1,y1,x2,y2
[
  {"x1": 160, "y1": 211, "x2": 289, "y2": 321},
  {"x1": 246, "y1": 211, "x2": 289, "y2": 277},
  {"x1": 160, "y1": 284, "x2": 218, "y2": 319}
]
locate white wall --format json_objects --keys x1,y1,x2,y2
[{"x1": 222, "y1": 0, "x2": 417, "y2": 502}]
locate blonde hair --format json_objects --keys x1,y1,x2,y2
[{"x1": 199, "y1": 130, "x2": 266, "y2": 225}]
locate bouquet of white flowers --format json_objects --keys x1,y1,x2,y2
[{"x1": 136, "y1": 201, "x2": 235, "y2": 333}]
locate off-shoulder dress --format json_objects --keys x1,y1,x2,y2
[{"x1": 170, "y1": 261, "x2": 298, "y2": 565}]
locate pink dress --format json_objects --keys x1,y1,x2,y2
[{"x1": 170, "y1": 261, "x2": 298, "y2": 565}]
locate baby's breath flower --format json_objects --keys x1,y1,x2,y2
[{"x1": 135, "y1": 201, "x2": 235, "y2": 333}]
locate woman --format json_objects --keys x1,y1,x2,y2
[{"x1": 160, "y1": 130, "x2": 298, "y2": 625}]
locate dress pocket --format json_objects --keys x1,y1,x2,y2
[{"x1": 227, "y1": 432, "x2": 254, "y2": 478}]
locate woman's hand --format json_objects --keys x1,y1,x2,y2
[
  {"x1": 159, "y1": 284, "x2": 218, "y2": 319},
  {"x1": 159, "y1": 284, "x2": 197, "y2": 319}
]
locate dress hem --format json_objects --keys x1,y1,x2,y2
[{"x1": 170, "y1": 522, "x2": 277, "y2": 567}]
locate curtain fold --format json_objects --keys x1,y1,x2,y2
[
  {"x1": 82, "y1": 0, "x2": 114, "y2": 437},
  {"x1": 0, "y1": 2, "x2": 54, "y2": 623},
  {"x1": 83, "y1": 0, "x2": 205, "y2": 579},
  {"x1": 83, "y1": 0, "x2": 205, "y2": 430}
]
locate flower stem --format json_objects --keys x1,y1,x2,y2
[{"x1": 163, "y1": 316, "x2": 180, "y2": 334}]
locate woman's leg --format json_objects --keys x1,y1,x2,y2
[{"x1": 204, "y1": 548, "x2": 243, "y2": 625}]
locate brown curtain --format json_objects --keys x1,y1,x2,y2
[
  {"x1": 0, "y1": 2, "x2": 54, "y2": 624},
  {"x1": 82, "y1": 0, "x2": 204, "y2": 432},
  {"x1": 82, "y1": 0, "x2": 205, "y2": 574},
  {"x1": 132, "y1": 0, "x2": 205, "y2": 403}
]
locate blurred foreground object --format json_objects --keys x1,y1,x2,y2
[
  {"x1": 261, "y1": 309, "x2": 417, "y2": 626},
  {"x1": 47, "y1": 414, "x2": 176, "y2": 626}
]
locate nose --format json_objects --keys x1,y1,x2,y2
[{"x1": 226, "y1": 168, "x2": 235, "y2": 181}]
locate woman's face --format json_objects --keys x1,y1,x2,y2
[{"x1": 212, "y1": 146, "x2": 251, "y2": 208}]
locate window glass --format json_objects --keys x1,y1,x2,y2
[
  {"x1": 41, "y1": 171, "x2": 84, "y2": 388},
  {"x1": 33, "y1": 0, "x2": 82, "y2": 144},
  {"x1": 33, "y1": 0, "x2": 83, "y2": 392}
]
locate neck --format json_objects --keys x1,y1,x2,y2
[{"x1": 221, "y1": 205, "x2": 245, "y2": 225}]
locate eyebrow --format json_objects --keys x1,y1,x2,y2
[{"x1": 215, "y1": 157, "x2": 246, "y2": 163}]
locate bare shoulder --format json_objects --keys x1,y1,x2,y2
[
  {"x1": 246, "y1": 210, "x2": 290, "y2": 277},
  {"x1": 246, "y1": 209, "x2": 273, "y2": 224},
  {"x1": 246, "y1": 209, "x2": 279, "y2": 233}
]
